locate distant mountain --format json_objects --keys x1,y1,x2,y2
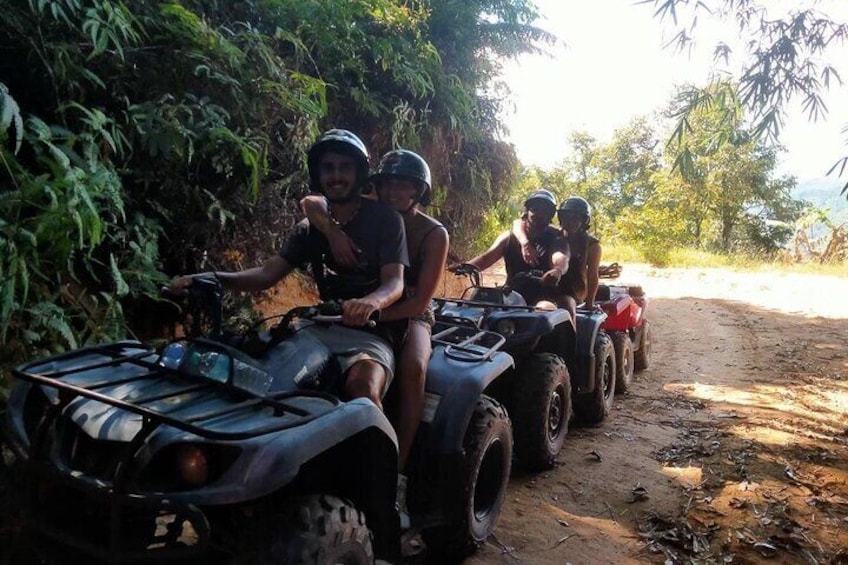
[{"x1": 793, "y1": 177, "x2": 848, "y2": 225}]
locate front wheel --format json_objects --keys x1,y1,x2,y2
[
  {"x1": 426, "y1": 395, "x2": 512, "y2": 558},
  {"x1": 574, "y1": 332, "x2": 616, "y2": 425},
  {"x1": 512, "y1": 353, "x2": 572, "y2": 470},
  {"x1": 239, "y1": 494, "x2": 374, "y2": 565},
  {"x1": 611, "y1": 332, "x2": 635, "y2": 394}
]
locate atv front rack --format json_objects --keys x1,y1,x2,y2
[
  {"x1": 431, "y1": 322, "x2": 505, "y2": 362},
  {"x1": 12, "y1": 340, "x2": 341, "y2": 444},
  {"x1": 432, "y1": 296, "x2": 538, "y2": 312}
]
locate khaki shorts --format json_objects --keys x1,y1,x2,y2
[{"x1": 301, "y1": 324, "x2": 395, "y2": 394}]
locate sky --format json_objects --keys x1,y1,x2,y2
[{"x1": 500, "y1": 1, "x2": 848, "y2": 184}]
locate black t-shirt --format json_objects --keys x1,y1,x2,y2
[
  {"x1": 279, "y1": 198, "x2": 409, "y2": 301},
  {"x1": 503, "y1": 226, "x2": 568, "y2": 305}
]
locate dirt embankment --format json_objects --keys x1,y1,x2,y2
[{"x1": 467, "y1": 265, "x2": 848, "y2": 565}]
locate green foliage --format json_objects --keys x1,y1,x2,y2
[
  {"x1": 506, "y1": 102, "x2": 807, "y2": 264},
  {"x1": 474, "y1": 200, "x2": 519, "y2": 255},
  {"x1": 0, "y1": 83, "x2": 23, "y2": 153},
  {"x1": 1, "y1": 86, "x2": 165, "y2": 363},
  {"x1": 2, "y1": 1, "x2": 552, "y2": 373},
  {"x1": 644, "y1": 1, "x2": 848, "y2": 192}
]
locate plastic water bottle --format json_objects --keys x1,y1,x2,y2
[
  {"x1": 160, "y1": 342, "x2": 187, "y2": 369},
  {"x1": 232, "y1": 358, "x2": 271, "y2": 395},
  {"x1": 199, "y1": 352, "x2": 230, "y2": 383}
]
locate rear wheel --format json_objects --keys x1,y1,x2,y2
[
  {"x1": 240, "y1": 494, "x2": 373, "y2": 565},
  {"x1": 634, "y1": 319, "x2": 653, "y2": 372},
  {"x1": 611, "y1": 332, "x2": 635, "y2": 394},
  {"x1": 426, "y1": 395, "x2": 512, "y2": 558},
  {"x1": 512, "y1": 353, "x2": 572, "y2": 470},
  {"x1": 574, "y1": 332, "x2": 616, "y2": 425}
]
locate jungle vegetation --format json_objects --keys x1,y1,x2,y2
[
  {"x1": 0, "y1": 0, "x2": 553, "y2": 370},
  {"x1": 2, "y1": 0, "x2": 847, "y2": 381}
]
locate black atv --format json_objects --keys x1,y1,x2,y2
[
  {"x1": 435, "y1": 264, "x2": 616, "y2": 467},
  {"x1": 2, "y1": 276, "x2": 515, "y2": 564},
  {"x1": 433, "y1": 265, "x2": 576, "y2": 471}
]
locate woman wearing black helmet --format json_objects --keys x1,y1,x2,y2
[
  {"x1": 556, "y1": 196, "x2": 603, "y2": 311},
  {"x1": 301, "y1": 149, "x2": 449, "y2": 483}
]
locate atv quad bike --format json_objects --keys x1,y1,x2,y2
[
  {"x1": 596, "y1": 263, "x2": 652, "y2": 394},
  {"x1": 2, "y1": 276, "x2": 515, "y2": 564},
  {"x1": 434, "y1": 264, "x2": 615, "y2": 467}
]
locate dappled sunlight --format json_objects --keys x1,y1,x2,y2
[
  {"x1": 708, "y1": 478, "x2": 782, "y2": 506},
  {"x1": 538, "y1": 503, "x2": 635, "y2": 539},
  {"x1": 664, "y1": 381, "x2": 848, "y2": 433},
  {"x1": 660, "y1": 465, "x2": 703, "y2": 488},
  {"x1": 725, "y1": 425, "x2": 799, "y2": 448},
  {"x1": 665, "y1": 381, "x2": 798, "y2": 412}
]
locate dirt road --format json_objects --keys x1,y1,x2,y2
[{"x1": 466, "y1": 265, "x2": 848, "y2": 564}]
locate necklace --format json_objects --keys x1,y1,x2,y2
[{"x1": 328, "y1": 197, "x2": 361, "y2": 227}]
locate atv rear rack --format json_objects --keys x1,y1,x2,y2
[
  {"x1": 13, "y1": 340, "x2": 341, "y2": 444},
  {"x1": 431, "y1": 323, "x2": 505, "y2": 362}
]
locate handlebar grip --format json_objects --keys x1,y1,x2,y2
[{"x1": 312, "y1": 314, "x2": 377, "y2": 328}]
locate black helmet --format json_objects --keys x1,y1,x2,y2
[
  {"x1": 523, "y1": 189, "x2": 557, "y2": 215},
  {"x1": 307, "y1": 129, "x2": 370, "y2": 194},
  {"x1": 371, "y1": 149, "x2": 432, "y2": 206},
  {"x1": 558, "y1": 196, "x2": 592, "y2": 230}
]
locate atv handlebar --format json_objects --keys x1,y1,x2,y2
[
  {"x1": 511, "y1": 270, "x2": 545, "y2": 283},
  {"x1": 448, "y1": 262, "x2": 482, "y2": 287},
  {"x1": 272, "y1": 302, "x2": 380, "y2": 330},
  {"x1": 311, "y1": 314, "x2": 377, "y2": 328},
  {"x1": 598, "y1": 262, "x2": 622, "y2": 279},
  {"x1": 160, "y1": 274, "x2": 224, "y2": 339}
]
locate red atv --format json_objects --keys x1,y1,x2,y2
[{"x1": 595, "y1": 263, "x2": 652, "y2": 393}]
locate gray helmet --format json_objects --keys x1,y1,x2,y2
[
  {"x1": 371, "y1": 149, "x2": 432, "y2": 206},
  {"x1": 307, "y1": 129, "x2": 370, "y2": 193},
  {"x1": 523, "y1": 189, "x2": 557, "y2": 215},
  {"x1": 558, "y1": 196, "x2": 592, "y2": 230}
]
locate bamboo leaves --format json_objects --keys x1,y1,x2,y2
[{"x1": 0, "y1": 83, "x2": 24, "y2": 154}]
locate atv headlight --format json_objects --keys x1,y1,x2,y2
[
  {"x1": 176, "y1": 444, "x2": 209, "y2": 486},
  {"x1": 140, "y1": 443, "x2": 241, "y2": 491},
  {"x1": 496, "y1": 319, "x2": 517, "y2": 337}
]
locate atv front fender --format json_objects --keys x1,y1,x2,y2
[
  {"x1": 484, "y1": 308, "x2": 571, "y2": 349},
  {"x1": 571, "y1": 310, "x2": 608, "y2": 394},
  {"x1": 423, "y1": 346, "x2": 514, "y2": 453},
  {"x1": 143, "y1": 398, "x2": 397, "y2": 505}
]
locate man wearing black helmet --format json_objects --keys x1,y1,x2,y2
[
  {"x1": 301, "y1": 149, "x2": 448, "y2": 526},
  {"x1": 169, "y1": 129, "x2": 408, "y2": 409},
  {"x1": 512, "y1": 195, "x2": 603, "y2": 314},
  {"x1": 454, "y1": 189, "x2": 569, "y2": 307}
]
